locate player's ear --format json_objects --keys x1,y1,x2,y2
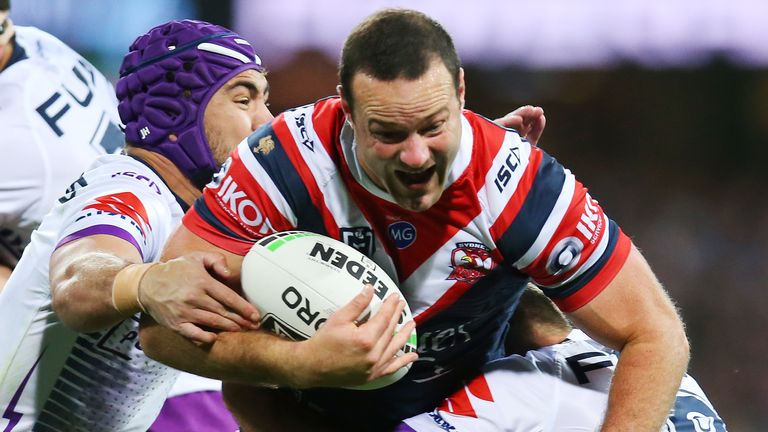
[{"x1": 337, "y1": 85, "x2": 353, "y2": 123}]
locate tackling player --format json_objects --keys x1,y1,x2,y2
[
  {"x1": 139, "y1": 8, "x2": 690, "y2": 431},
  {"x1": 398, "y1": 285, "x2": 727, "y2": 431},
  {"x1": 0, "y1": 19, "x2": 268, "y2": 431}
]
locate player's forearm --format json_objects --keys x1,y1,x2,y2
[
  {"x1": 139, "y1": 316, "x2": 311, "y2": 388},
  {"x1": 50, "y1": 252, "x2": 132, "y2": 332},
  {"x1": 600, "y1": 322, "x2": 689, "y2": 431}
]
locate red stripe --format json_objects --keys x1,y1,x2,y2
[
  {"x1": 489, "y1": 149, "x2": 543, "y2": 243},
  {"x1": 273, "y1": 115, "x2": 340, "y2": 239},
  {"x1": 523, "y1": 188, "x2": 608, "y2": 287},
  {"x1": 207, "y1": 148, "x2": 292, "y2": 238},
  {"x1": 464, "y1": 112, "x2": 507, "y2": 188},
  {"x1": 553, "y1": 231, "x2": 632, "y2": 312},
  {"x1": 414, "y1": 279, "x2": 475, "y2": 324},
  {"x1": 182, "y1": 210, "x2": 253, "y2": 256},
  {"x1": 311, "y1": 98, "x2": 346, "y2": 157}
]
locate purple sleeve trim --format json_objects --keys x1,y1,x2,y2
[{"x1": 55, "y1": 225, "x2": 145, "y2": 260}]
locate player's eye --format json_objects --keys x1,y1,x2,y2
[{"x1": 421, "y1": 121, "x2": 445, "y2": 136}]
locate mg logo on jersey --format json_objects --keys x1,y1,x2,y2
[
  {"x1": 217, "y1": 176, "x2": 272, "y2": 235},
  {"x1": 340, "y1": 227, "x2": 375, "y2": 257},
  {"x1": 447, "y1": 242, "x2": 496, "y2": 282},
  {"x1": 388, "y1": 221, "x2": 416, "y2": 249}
]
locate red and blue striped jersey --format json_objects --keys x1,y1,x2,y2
[{"x1": 183, "y1": 97, "x2": 631, "y2": 421}]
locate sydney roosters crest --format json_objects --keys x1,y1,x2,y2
[{"x1": 447, "y1": 242, "x2": 496, "y2": 282}]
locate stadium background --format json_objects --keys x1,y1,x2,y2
[{"x1": 11, "y1": 0, "x2": 767, "y2": 428}]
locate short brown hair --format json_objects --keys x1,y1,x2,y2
[
  {"x1": 339, "y1": 9, "x2": 461, "y2": 111},
  {"x1": 0, "y1": 0, "x2": 10, "y2": 11}
]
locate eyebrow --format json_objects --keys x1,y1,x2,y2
[
  {"x1": 227, "y1": 79, "x2": 268, "y2": 96},
  {"x1": 368, "y1": 107, "x2": 447, "y2": 130}
]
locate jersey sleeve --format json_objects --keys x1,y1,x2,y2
[
  {"x1": 53, "y1": 175, "x2": 171, "y2": 262},
  {"x1": 489, "y1": 137, "x2": 631, "y2": 312},
  {"x1": 183, "y1": 123, "x2": 298, "y2": 256}
]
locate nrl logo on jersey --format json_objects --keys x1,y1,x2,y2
[
  {"x1": 447, "y1": 242, "x2": 496, "y2": 282},
  {"x1": 340, "y1": 227, "x2": 375, "y2": 257}
]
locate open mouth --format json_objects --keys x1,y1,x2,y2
[{"x1": 395, "y1": 166, "x2": 436, "y2": 189}]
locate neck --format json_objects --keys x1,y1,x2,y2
[
  {"x1": 0, "y1": 39, "x2": 14, "y2": 72},
  {"x1": 125, "y1": 146, "x2": 201, "y2": 207}
]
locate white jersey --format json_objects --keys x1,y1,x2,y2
[
  {"x1": 0, "y1": 26, "x2": 123, "y2": 267},
  {"x1": 400, "y1": 330, "x2": 727, "y2": 432},
  {"x1": 0, "y1": 156, "x2": 182, "y2": 432}
]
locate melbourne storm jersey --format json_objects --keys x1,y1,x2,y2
[
  {"x1": 0, "y1": 26, "x2": 123, "y2": 268},
  {"x1": 399, "y1": 330, "x2": 727, "y2": 432},
  {"x1": 184, "y1": 97, "x2": 632, "y2": 421},
  {"x1": 0, "y1": 156, "x2": 181, "y2": 432}
]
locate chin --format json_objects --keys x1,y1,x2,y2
[{"x1": 395, "y1": 194, "x2": 439, "y2": 213}]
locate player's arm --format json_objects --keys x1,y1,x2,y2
[
  {"x1": 568, "y1": 245, "x2": 689, "y2": 432},
  {"x1": 139, "y1": 224, "x2": 417, "y2": 388},
  {"x1": 49, "y1": 232, "x2": 258, "y2": 340}
]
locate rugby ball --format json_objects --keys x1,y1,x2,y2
[{"x1": 241, "y1": 230, "x2": 417, "y2": 390}]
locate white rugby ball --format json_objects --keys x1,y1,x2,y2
[{"x1": 241, "y1": 230, "x2": 417, "y2": 390}]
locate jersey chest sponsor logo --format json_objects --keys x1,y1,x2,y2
[
  {"x1": 447, "y1": 242, "x2": 496, "y2": 282},
  {"x1": 216, "y1": 176, "x2": 272, "y2": 235},
  {"x1": 388, "y1": 221, "x2": 416, "y2": 249}
]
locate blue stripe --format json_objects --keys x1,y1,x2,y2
[
  {"x1": 246, "y1": 124, "x2": 328, "y2": 235},
  {"x1": 69, "y1": 347, "x2": 130, "y2": 381},
  {"x1": 497, "y1": 150, "x2": 566, "y2": 262},
  {"x1": 38, "y1": 402, "x2": 71, "y2": 428},
  {"x1": 193, "y1": 197, "x2": 250, "y2": 241},
  {"x1": 547, "y1": 219, "x2": 620, "y2": 299},
  {"x1": 59, "y1": 367, "x2": 90, "y2": 389},
  {"x1": 31, "y1": 420, "x2": 63, "y2": 432},
  {"x1": 43, "y1": 388, "x2": 79, "y2": 412},
  {"x1": 34, "y1": 404, "x2": 68, "y2": 432}
]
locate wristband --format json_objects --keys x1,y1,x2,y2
[{"x1": 111, "y1": 263, "x2": 157, "y2": 315}]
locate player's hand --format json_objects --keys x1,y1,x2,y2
[
  {"x1": 494, "y1": 105, "x2": 546, "y2": 146},
  {"x1": 294, "y1": 285, "x2": 418, "y2": 388},
  {"x1": 138, "y1": 252, "x2": 261, "y2": 344}
]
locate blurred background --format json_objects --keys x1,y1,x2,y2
[{"x1": 10, "y1": 0, "x2": 767, "y2": 428}]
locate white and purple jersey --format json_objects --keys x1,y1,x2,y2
[
  {"x1": 184, "y1": 97, "x2": 633, "y2": 422},
  {"x1": 0, "y1": 156, "x2": 181, "y2": 431},
  {"x1": 0, "y1": 26, "x2": 123, "y2": 268},
  {"x1": 399, "y1": 330, "x2": 727, "y2": 432}
]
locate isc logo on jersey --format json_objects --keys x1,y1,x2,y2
[{"x1": 215, "y1": 175, "x2": 272, "y2": 235}]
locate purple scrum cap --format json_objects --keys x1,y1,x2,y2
[{"x1": 116, "y1": 20, "x2": 264, "y2": 188}]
